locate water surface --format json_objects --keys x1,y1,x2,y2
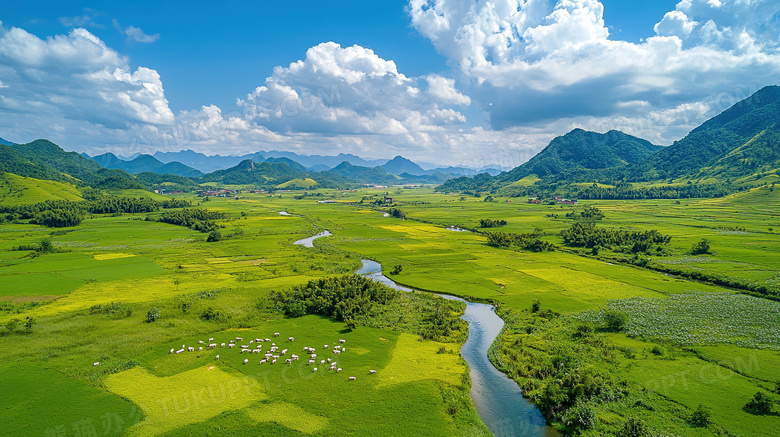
[
  {"x1": 356, "y1": 259, "x2": 559, "y2": 437},
  {"x1": 292, "y1": 230, "x2": 332, "y2": 248}
]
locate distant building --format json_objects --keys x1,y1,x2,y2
[
  {"x1": 318, "y1": 200, "x2": 337, "y2": 204},
  {"x1": 384, "y1": 197, "x2": 394, "y2": 203},
  {"x1": 527, "y1": 198, "x2": 542, "y2": 204}
]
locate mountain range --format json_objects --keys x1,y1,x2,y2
[
  {"x1": 439, "y1": 85, "x2": 780, "y2": 194},
  {"x1": 2, "y1": 86, "x2": 778, "y2": 198}
]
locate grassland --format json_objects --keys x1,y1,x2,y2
[
  {"x1": 0, "y1": 173, "x2": 83, "y2": 206},
  {"x1": 0, "y1": 183, "x2": 778, "y2": 436}
]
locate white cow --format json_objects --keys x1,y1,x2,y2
[
  {"x1": 93, "y1": 362, "x2": 100, "y2": 366},
  {"x1": 348, "y1": 376, "x2": 356, "y2": 381}
]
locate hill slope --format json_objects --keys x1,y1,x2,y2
[
  {"x1": 0, "y1": 173, "x2": 83, "y2": 206},
  {"x1": 90, "y1": 153, "x2": 202, "y2": 178},
  {"x1": 634, "y1": 85, "x2": 780, "y2": 180},
  {"x1": 499, "y1": 129, "x2": 660, "y2": 183}
]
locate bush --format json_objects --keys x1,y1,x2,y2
[
  {"x1": 620, "y1": 418, "x2": 651, "y2": 437},
  {"x1": 390, "y1": 264, "x2": 403, "y2": 275},
  {"x1": 690, "y1": 403, "x2": 711, "y2": 426},
  {"x1": 146, "y1": 307, "x2": 160, "y2": 323},
  {"x1": 570, "y1": 404, "x2": 597, "y2": 430},
  {"x1": 744, "y1": 391, "x2": 773, "y2": 415},
  {"x1": 691, "y1": 238, "x2": 712, "y2": 255},
  {"x1": 200, "y1": 307, "x2": 228, "y2": 323},
  {"x1": 650, "y1": 346, "x2": 664, "y2": 356},
  {"x1": 207, "y1": 230, "x2": 222, "y2": 242},
  {"x1": 603, "y1": 310, "x2": 628, "y2": 332},
  {"x1": 531, "y1": 299, "x2": 541, "y2": 313}
]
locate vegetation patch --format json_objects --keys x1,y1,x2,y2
[{"x1": 578, "y1": 292, "x2": 780, "y2": 349}]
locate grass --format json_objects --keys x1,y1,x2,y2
[
  {"x1": 0, "y1": 363, "x2": 140, "y2": 437},
  {"x1": 0, "y1": 183, "x2": 778, "y2": 436},
  {"x1": 0, "y1": 173, "x2": 83, "y2": 206}
]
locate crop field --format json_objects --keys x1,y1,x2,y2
[{"x1": 1, "y1": 185, "x2": 779, "y2": 436}]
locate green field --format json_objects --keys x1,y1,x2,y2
[{"x1": 1, "y1": 184, "x2": 779, "y2": 435}]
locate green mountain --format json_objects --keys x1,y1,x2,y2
[
  {"x1": 382, "y1": 156, "x2": 427, "y2": 176},
  {"x1": 261, "y1": 157, "x2": 309, "y2": 173},
  {"x1": 323, "y1": 161, "x2": 399, "y2": 185},
  {"x1": 694, "y1": 123, "x2": 780, "y2": 181},
  {"x1": 0, "y1": 137, "x2": 14, "y2": 146},
  {"x1": 200, "y1": 160, "x2": 309, "y2": 186},
  {"x1": 632, "y1": 85, "x2": 780, "y2": 180},
  {"x1": 7, "y1": 140, "x2": 143, "y2": 190},
  {"x1": 499, "y1": 129, "x2": 660, "y2": 182}
]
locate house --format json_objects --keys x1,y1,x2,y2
[
  {"x1": 527, "y1": 198, "x2": 542, "y2": 204},
  {"x1": 384, "y1": 197, "x2": 394, "y2": 203},
  {"x1": 318, "y1": 200, "x2": 337, "y2": 204}
]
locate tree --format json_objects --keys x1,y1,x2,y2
[
  {"x1": 390, "y1": 264, "x2": 403, "y2": 275},
  {"x1": 603, "y1": 310, "x2": 628, "y2": 332},
  {"x1": 620, "y1": 418, "x2": 651, "y2": 437},
  {"x1": 744, "y1": 391, "x2": 773, "y2": 414},
  {"x1": 531, "y1": 299, "x2": 541, "y2": 313},
  {"x1": 690, "y1": 403, "x2": 711, "y2": 426},
  {"x1": 207, "y1": 230, "x2": 222, "y2": 242},
  {"x1": 691, "y1": 238, "x2": 712, "y2": 255},
  {"x1": 146, "y1": 307, "x2": 160, "y2": 323},
  {"x1": 775, "y1": 380, "x2": 780, "y2": 395}
]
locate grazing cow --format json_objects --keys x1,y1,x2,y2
[
  {"x1": 229, "y1": 344, "x2": 236, "y2": 348},
  {"x1": 337, "y1": 368, "x2": 342, "y2": 373},
  {"x1": 341, "y1": 348, "x2": 346, "y2": 353},
  {"x1": 198, "y1": 347, "x2": 203, "y2": 351},
  {"x1": 339, "y1": 339, "x2": 346, "y2": 344},
  {"x1": 327, "y1": 358, "x2": 332, "y2": 363},
  {"x1": 215, "y1": 355, "x2": 220, "y2": 360},
  {"x1": 93, "y1": 362, "x2": 100, "y2": 367},
  {"x1": 229, "y1": 340, "x2": 235, "y2": 344},
  {"x1": 313, "y1": 367, "x2": 318, "y2": 373},
  {"x1": 236, "y1": 337, "x2": 243, "y2": 341},
  {"x1": 303, "y1": 346, "x2": 310, "y2": 352},
  {"x1": 291, "y1": 354, "x2": 299, "y2": 360},
  {"x1": 259, "y1": 359, "x2": 266, "y2": 365},
  {"x1": 176, "y1": 349, "x2": 184, "y2": 354},
  {"x1": 369, "y1": 370, "x2": 377, "y2": 375},
  {"x1": 255, "y1": 338, "x2": 263, "y2": 343},
  {"x1": 320, "y1": 360, "x2": 325, "y2": 365},
  {"x1": 348, "y1": 376, "x2": 356, "y2": 381},
  {"x1": 281, "y1": 349, "x2": 287, "y2": 355},
  {"x1": 285, "y1": 359, "x2": 293, "y2": 364},
  {"x1": 209, "y1": 343, "x2": 217, "y2": 349},
  {"x1": 265, "y1": 338, "x2": 271, "y2": 342},
  {"x1": 243, "y1": 359, "x2": 249, "y2": 364},
  {"x1": 323, "y1": 344, "x2": 329, "y2": 349},
  {"x1": 333, "y1": 350, "x2": 341, "y2": 356},
  {"x1": 271, "y1": 359, "x2": 277, "y2": 364},
  {"x1": 288, "y1": 337, "x2": 294, "y2": 342},
  {"x1": 169, "y1": 348, "x2": 174, "y2": 354},
  {"x1": 221, "y1": 343, "x2": 226, "y2": 347},
  {"x1": 188, "y1": 347, "x2": 195, "y2": 352},
  {"x1": 274, "y1": 332, "x2": 280, "y2": 337},
  {"x1": 198, "y1": 340, "x2": 204, "y2": 344},
  {"x1": 209, "y1": 337, "x2": 214, "y2": 341}
]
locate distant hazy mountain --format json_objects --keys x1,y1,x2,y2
[
  {"x1": 381, "y1": 156, "x2": 427, "y2": 176},
  {"x1": 153, "y1": 150, "x2": 260, "y2": 173},
  {"x1": 324, "y1": 161, "x2": 399, "y2": 185},
  {"x1": 89, "y1": 153, "x2": 203, "y2": 178},
  {"x1": 0, "y1": 137, "x2": 14, "y2": 146}
]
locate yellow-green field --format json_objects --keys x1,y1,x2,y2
[{"x1": 1, "y1": 183, "x2": 778, "y2": 436}]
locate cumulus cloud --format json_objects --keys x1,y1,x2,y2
[
  {"x1": 408, "y1": 0, "x2": 780, "y2": 142},
  {"x1": 238, "y1": 42, "x2": 470, "y2": 136},
  {"x1": 0, "y1": 25, "x2": 174, "y2": 130},
  {"x1": 112, "y1": 19, "x2": 160, "y2": 43}
]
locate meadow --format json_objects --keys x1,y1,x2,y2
[{"x1": 0, "y1": 184, "x2": 778, "y2": 436}]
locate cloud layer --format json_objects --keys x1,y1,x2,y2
[
  {"x1": 408, "y1": 0, "x2": 780, "y2": 138},
  {"x1": 0, "y1": 23, "x2": 173, "y2": 132}
]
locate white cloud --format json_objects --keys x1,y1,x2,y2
[
  {"x1": 0, "y1": 25, "x2": 173, "y2": 130},
  {"x1": 238, "y1": 42, "x2": 469, "y2": 136},
  {"x1": 112, "y1": 20, "x2": 160, "y2": 43},
  {"x1": 409, "y1": 0, "x2": 780, "y2": 140}
]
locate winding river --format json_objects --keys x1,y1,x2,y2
[
  {"x1": 356, "y1": 259, "x2": 560, "y2": 437},
  {"x1": 293, "y1": 231, "x2": 558, "y2": 436},
  {"x1": 292, "y1": 230, "x2": 332, "y2": 248}
]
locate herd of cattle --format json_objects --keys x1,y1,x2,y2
[{"x1": 164, "y1": 331, "x2": 376, "y2": 381}]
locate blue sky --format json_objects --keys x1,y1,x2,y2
[{"x1": 1, "y1": 1, "x2": 778, "y2": 167}]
